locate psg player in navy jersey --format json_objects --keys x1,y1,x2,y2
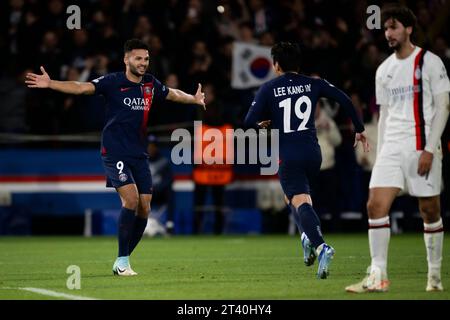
[
  {"x1": 245, "y1": 42, "x2": 370, "y2": 279},
  {"x1": 26, "y1": 39, "x2": 206, "y2": 276}
]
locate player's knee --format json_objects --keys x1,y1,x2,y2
[
  {"x1": 137, "y1": 204, "x2": 150, "y2": 218},
  {"x1": 366, "y1": 198, "x2": 386, "y2": 218},
  {"x1": 291, "y1": 194, "x2": 312, "y2": 208},
  {"x1": 122, "y1": 196, "x2": 139, "y2": 210},
  {"x1": 419, "y1": 199, "x2": 440, "y2": 219}
]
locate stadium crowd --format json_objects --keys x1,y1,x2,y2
[{"x1": 1, "y1": 0, "x2": 449, "y2": 224}]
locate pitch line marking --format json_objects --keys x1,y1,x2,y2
[{"x1": 3, "y1": 287, "x2": 100, "y2": 300}]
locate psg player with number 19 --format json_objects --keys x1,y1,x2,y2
[
  {"x1": 245, "y1": 42, "x2": 369, "y2": 279},
  {"x1": 26, "y1": 39, "x2": 206, "y2": 276}
]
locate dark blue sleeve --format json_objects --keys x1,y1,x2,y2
[
  {"x1": 318, "y1": 79, "x2": 365, "y2": 133},
  {"x1": 244, "y1": 85, "x2": 270, "y2": 129},
  {"x1": 91, "y1": 73, "x2": 115, "y2": 96},
  {"x1": 152, "y1": 77, "x2": 169, "y2": 103}
]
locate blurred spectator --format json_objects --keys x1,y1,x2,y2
[
  {"x1": 17, "y1": 9, "x2": 43, "y2": 57},
  {"x1": 0, "y1": 68, "x2": 30, "y2": 133},
  {"x1": 178, "y1": 0, "x2": 215, "y2": 47},
  {"x1": 180, "y1": 40, "x2": 212, "y2": 86},
  {"x1": 354, "y1": 98, "x2": 378, "y2": 217},
  {"x1": 96, "y1": 22, "x2": 122, "y2": 63},
  {"x1": 248, "y1": 0, "x2": 273, "y2": 36},
  {"x1": 238, "y1": 21, "x2": 257, "y2": 44},
  {"x1": 165, "y1": 72, "x2": 179, "y2": 88},
  {"x1": 333, "y1": 98, "x2": 360, "y2": 214},
  {"x1": 66, "y1": 29, "x2": 91, "y2": 70},
  {"x1": 38, "y1": 30, "x2": 63, "y2": 78},
  {"x1": 5, "y1": 0, "x2": 25, "y2": 57},
  {"x1": 146, "y1": 35, "x2": 170, "y2": 80},
  {"x1": 356, "y1": 43, "x2": 386, "y2": 100},
  {"x1": 25, "y1": 35, "x2": 64, "y2": 135},
  {"x1": 58, "y1": 62, "x2": 106, "y2": 134},
  {"x1": 209, "y1": 36, "x2": 234, "y2": 94},
  {"x1": 146, "y1": 135, "x2": 174, "y2": 235},
  {"x1": 312, "y1": 101, "x2": 342, "y2": 231},
  {"x1": 7, "y1": 0, "x2": 44, "y2": 72},
  {"x1": 79, "y1": 54, "x2": 109, "y2": 132},
  {"x1": 193, "y1": 83, "x2": 233, "y2": 234},
  {"x1": 413, "y1": 1, "x2": 450, "y2": 47},
  {"x1": 121, "y1": 0, "x2": 151, "y2": 38},
  {"x1": 59, "y1": 67, "x2": 85, "y2": 133},
  {"x1": 133, "y1": 15, "x2": 153, "y2": 39},
  {"x1": 91, "y1": 53, "x2": 110, "y2": 78},
  {"x1": 148, "y1": 73, "x2": 196, "y2": 128},
  {"x1": 307, "y1": 28, "x2": 339, "y2": 83},
  {"x1": 259, "y1": 31, "x2": 276, "y2": 47},
  {"x1": 214, "y1": 0, "x2": 250, "y2": 39},
  {"x1": 275, "y1": 0, "x2": 306, "y2": 41},
  {"x1": 432, "y1": 36, "x2": 450, "y2": 73},
  {"x1": 43, "y1": 0, "x2": 66, "y2": 31}
]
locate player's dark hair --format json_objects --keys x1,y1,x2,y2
[
  {"x1": 381, "y1": 3, "x2": 417, "y2": 31},
  {"x1": 271, "y1": 42, "x2": 301, "y2": 73},
  {"x1": 124, "y1": 39, "x2": 149, "y2": 54}
]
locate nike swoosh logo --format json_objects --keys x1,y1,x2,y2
[
  {"x1": 120, "y1": 87, "x2": 132, "y2": 92},
  {"x1": 117, "y1": 268, "x2": 126, "y2": 273}
]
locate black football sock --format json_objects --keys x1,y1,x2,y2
[
  {"x1": 118, "y1": 207, "x2": 136, "y2": 257},
  {"x1": 128, "y1": 216, "x2": 148, "y2": 255},
  {"x1": 296, "y1": 203, "x2": 325, "y2": 248}
]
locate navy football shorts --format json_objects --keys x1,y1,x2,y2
[
  {"x1": 101, "y1": 155, "x2": 153, "y2": 194},
  {"x1": 278, "y1": 149, "x2": 321, "y2": 201}
]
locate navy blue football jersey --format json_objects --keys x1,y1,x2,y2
[
  {"x1": 91, "y1": 72, "x2": 169, "y2": 157},
  {"x1": 245, "y1": 73, "x2": 364, "y2": 160}
]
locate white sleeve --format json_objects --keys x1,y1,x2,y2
[
  {"x1": 428, "y1": 54, "x2": 450, "y2": 95},
  {"x1": 377, "y1": 105, "x2": 388, "y2": 156},
  {"x1": 424, "y1": 93, "x2": 450, "y2": 154},
  {"x1": 375, "y1": 66, "x2": 389, "y2": 106}
]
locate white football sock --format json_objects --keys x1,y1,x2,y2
[
  {"x1": 368, "y1": 216, "x2": 390, "y2": 275},
  {"x1": 423, "y1": 218, "x2": 444, "y2": 276}
]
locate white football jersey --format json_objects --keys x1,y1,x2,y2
[{"x1": 375, "y1": 46, "x2": 450, "y2": 150}]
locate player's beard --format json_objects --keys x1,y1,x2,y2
[
  {"x1": 389, "y1": 40, "x2": 401, "y2": 51},
  {"x1": 388, "y1": 31, "x2": 407, "y2": 52},
  {"x1": 129, "y1": 64, "x2": 147, "y2": 77}
]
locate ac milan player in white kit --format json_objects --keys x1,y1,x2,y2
[{"x1": 346, "y1": 4, "x2": 450, "y2": 293}]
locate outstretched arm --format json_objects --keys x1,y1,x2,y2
[
  {"x1": 166, "y1": 83, "x2": 205, "y2": 109},
  {"x1": 244, "y1": 85, "x2": 270, "y2": 129},
  {"x1": 244, "y1": 102, "x2": 268, "y2": 129},
  {"x1": 25, "y1": 66, "x2": 95, "y2": 95}
]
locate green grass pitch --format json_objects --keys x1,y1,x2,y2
[{"x1": 0, "y1": 234, "x2": 448, "y2": 300}]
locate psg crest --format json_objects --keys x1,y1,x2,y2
[
  {"x1": 119, "y1": 173, "x2": 128, "y2": 182},
  {"x1": 144, "y1": 87, "x2": 151, "y2": 95}
]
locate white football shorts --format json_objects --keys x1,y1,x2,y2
[{"x1": 369, "y1": 145, "x2": 442, "y2": 197}]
